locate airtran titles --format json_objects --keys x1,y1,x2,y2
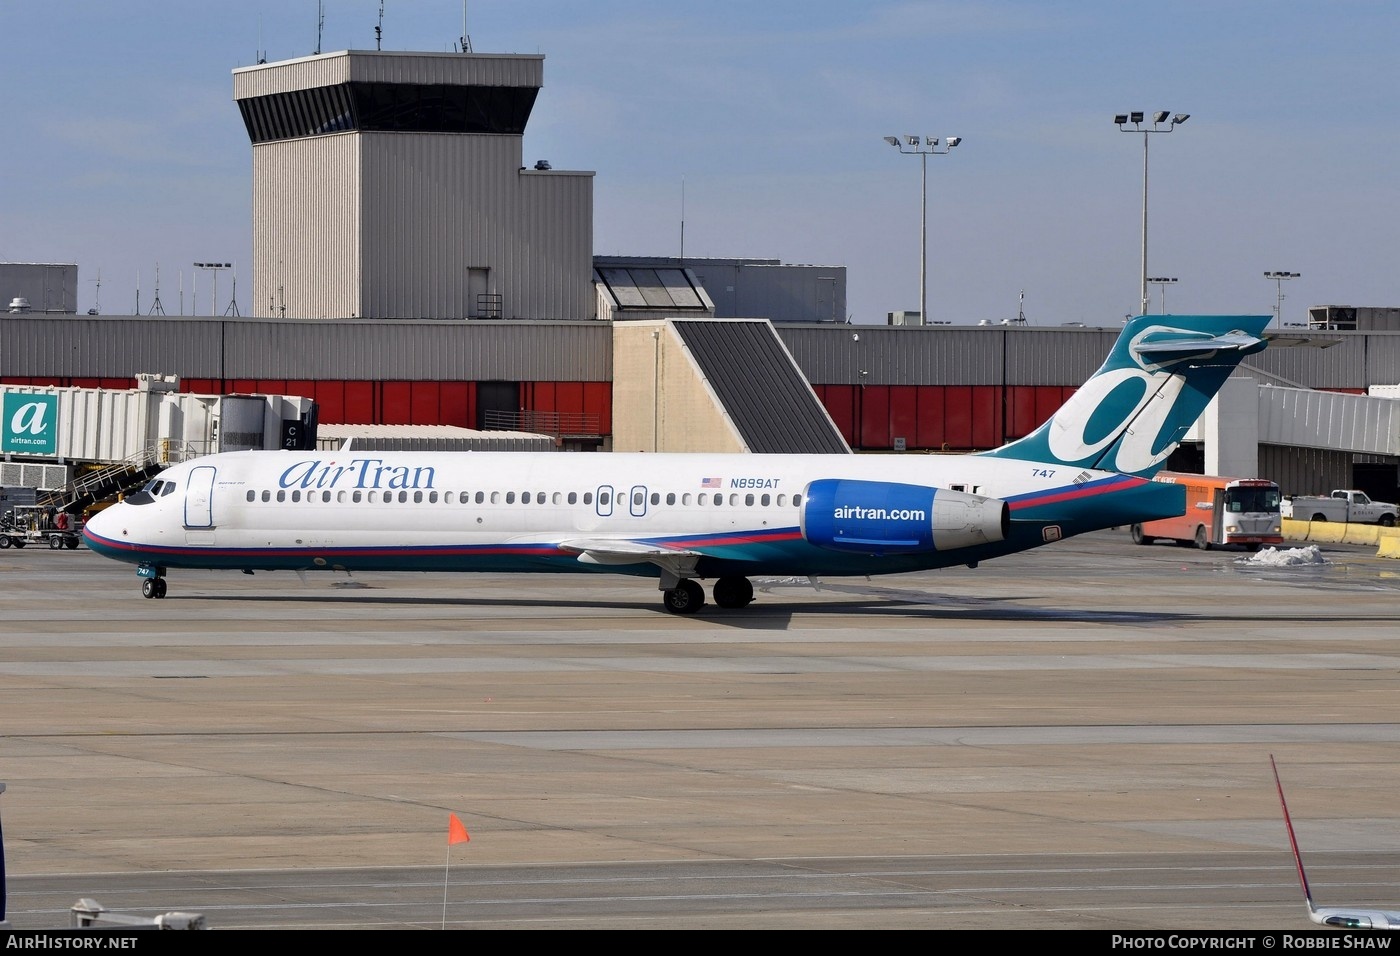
[{"x1": 279, "y1": 458, "x2": 437, "y2": 491}]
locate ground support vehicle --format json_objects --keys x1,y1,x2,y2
[
  {"x1": 1280, "y1": 490, "x2": 1398, "y2": 526},
  {"x1": 1130, "y1": 472, "x2": 1283, "y2": 550},
  {"x1": 0, "y1": 506, "x2": 83, "y2": 550}
]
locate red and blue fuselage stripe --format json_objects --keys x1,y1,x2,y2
[{"x1": 83, "y1": 475, "x2": 1170, "y2": 577}]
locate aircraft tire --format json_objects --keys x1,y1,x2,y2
[
  {"x1": 662, "y1": 579, "x2": 705, "y2": 615},
  {"x1": 142, "y1": 579, "x2": 157, "y2": 599},
  {"x1": 713, "y1": 575, "x2": 754, "y2": 609},
  {"x1": 1194, "y1": 525, "x2": 1211, "y2": 550},
  {"x1": 155, "y1": 578, "x2": 167, "y2": 599}
]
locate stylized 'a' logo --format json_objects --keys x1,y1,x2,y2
[{"x1": 10, "y1": 400, "x2": 50, "y2": 436}]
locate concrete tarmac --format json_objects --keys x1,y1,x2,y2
[{"x1": 2, "y1": 530, "x2": 1399, "y2": 930}]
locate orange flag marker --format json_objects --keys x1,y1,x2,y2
[{"x1": 448, "y1": 812, "x2": 470, "y2": 846}]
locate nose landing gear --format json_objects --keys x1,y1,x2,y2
[{"x1": 138, "y1": 565, "x2": 168, "y2": 599}]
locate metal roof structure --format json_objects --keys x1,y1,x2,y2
[{"x1": 670, "y1": 319, "x2": 850, "y2": 454}]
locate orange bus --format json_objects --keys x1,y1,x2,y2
[{"x1": 1129, "y1": 472, "x2": 1283, "y2": 551}]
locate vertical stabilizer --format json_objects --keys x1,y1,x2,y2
[{"x1": 982, "y1": 315, "x2": 1269, "y2": 477}]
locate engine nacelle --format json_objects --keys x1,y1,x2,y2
[{"x1": 801, "y1": 478, "x2": 1009, "y2": 555}]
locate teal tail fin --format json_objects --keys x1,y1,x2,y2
[{"x1": 981, "y1": 314, "x2": 1269, "y2": 478}]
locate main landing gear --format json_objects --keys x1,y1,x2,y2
[
  {"x1": 139, "y1": 565, "x2": 168, "y2": 599},
  {"x1": 661, "y1": 575, "x2": 755, "y2": 615}
]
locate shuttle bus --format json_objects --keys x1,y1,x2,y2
[{"x1": 1129, "y1": 472, "x2": 1283, "y2": 551}]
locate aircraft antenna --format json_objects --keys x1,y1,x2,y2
[{"x1": 148, "y1": 263, "x2": 166, "y2": 315}]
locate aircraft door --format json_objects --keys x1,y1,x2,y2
[
  {"x1": 629, "y1": 485, "x2": 648, "y2": 517},
  {"x1": 596, "y1": 485, "x2": 614, "y2": 517},
  {"x1": 184, "y1": 465, "x2": 216, "y2": 529}
]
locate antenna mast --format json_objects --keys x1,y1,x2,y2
[
  {"x1": 149, "y1": 263, "x2": 166, "y2": 315},
  {"x1": 375, "y1": 1, "x2": 384, "y2": 50},
  {"x1": 224, "y1": 264, "x2": 241, "y2": 317},
  {"x1": 315, "y1": 1, "x2": 324, "y2": 55},
  {"x1": 458, "y1": 1, "x2": 472, "y2": 52},
  {"x1": 680, "y1": 176, "x2": 685, "y2": 259}
]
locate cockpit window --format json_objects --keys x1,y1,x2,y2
[{"x1": 161, "y1": 483, "x2": 177, "y2": 496}]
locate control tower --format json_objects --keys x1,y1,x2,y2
[{"x1": 233, "y1": 50, "x2": 594, "y2": 320}]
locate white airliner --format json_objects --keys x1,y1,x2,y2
[
  {"x1": 1271, "y1": 754, "x2": 1400, "y2": 929},
  {"x1": 84, "y1": 314, "x2": 1271, "y2": 613}
]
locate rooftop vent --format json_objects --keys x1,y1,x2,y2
[{"x1": 7, "y1": 297, "x2": 32, "y2": 313}]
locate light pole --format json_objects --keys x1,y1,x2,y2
[
  {"x1": 1264, "y1": 270, "x2": 1300, "y2": 328},
  {"x1": 1146, "y1": 276, "x2": 1177, "y2": 314},
  {"x1": 1114, "y1": 111, "x2": 1189, "y2": 316},
  {"x1": 883, "y1": 133, "x2": 960, "y2": 325},
  {"x1": 193, "y1": 262, "x2": 232, "y2": 317}
]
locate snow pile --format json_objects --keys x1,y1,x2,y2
[{"x1": 1244, "y1": 545, "x2": 1328, "y2": 567}]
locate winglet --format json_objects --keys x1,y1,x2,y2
[{"x1": 1271, "y1": 754, "x2": 1317, "y2": 916}]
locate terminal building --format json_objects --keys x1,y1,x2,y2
[{"x1": 2, "y1": 42, "x2": 1399, "y2": 508}]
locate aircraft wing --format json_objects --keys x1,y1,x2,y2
[{"x1": 556, "y1": 538, "x2": 706, "y2": 577}]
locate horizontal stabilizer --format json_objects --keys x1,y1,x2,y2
[{"x1": 1132, "y1": 330, "x2": 1264, "y2": 358}]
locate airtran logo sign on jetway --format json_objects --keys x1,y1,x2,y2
[{"x1": 2, "y1": 393, "x2": 58, "y2": 455}]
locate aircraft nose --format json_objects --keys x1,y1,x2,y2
[{"x1": 82, "y1": 505, "x2": 119, "y2": 545}]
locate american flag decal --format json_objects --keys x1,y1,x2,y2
[{"x1": 701, "y1": 477, "x2": 721, "y2": 488}]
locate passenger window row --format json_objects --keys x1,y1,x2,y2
[{"x1": 242, "y1": 488, "x2": 804, "y2": 508}]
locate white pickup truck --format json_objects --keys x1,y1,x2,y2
[{"x1": 1280, "y1": 489, "x2": 1399, "y2": 526}]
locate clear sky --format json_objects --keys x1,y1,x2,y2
[{"x1": 5, "y1": 1, "x2": 1398, "y2": 326}]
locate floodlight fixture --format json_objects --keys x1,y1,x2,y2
[
  {"x1": 881, "y1": 131, "x2": 962, "y2": 325},
  {"x1": 1264, "y1": 271, "x2": 1301, "y2": 329},
  {"x1": 1114, "y1": 110, "x2": 1191, "y2": 314}
]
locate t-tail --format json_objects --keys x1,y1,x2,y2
[{"x1": 981, "y1": 314, "x2": 1269, "y2": 478}]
